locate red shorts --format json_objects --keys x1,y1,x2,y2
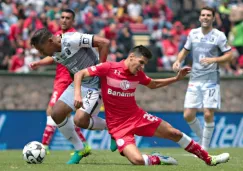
[
  {"x1": 111, "y1": 113, "x2": 162, "y2": 153},
  {"x1": 48, "y1": 80, "x2": 72, "y2": 107}
]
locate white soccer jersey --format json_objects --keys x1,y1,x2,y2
[
  {"x1": 184, "y1": 27, "x2": 231, "y2": 81},
  {"x1": 52, "y1": 32, "x2": 100, "y2": 88}
]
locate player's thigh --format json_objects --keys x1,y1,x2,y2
[
  {"x1": 122, "y1": 144, "x2": 144, "y2": 165},
  {"x1": 153, "y1": 121, "x2": 182, "y2": 142},
  {"x1": 202, "y1": 83, "x2": 220, "y2": 109},
  {"x1": 134, "y1": 113, "x2": 162, "y2": 137},
  {"x1": 113, "y1": 134, "x2": 136, "y2": 154},
  {"x1": 184, "y1": 81, "x2": 203, "y2": 108}
]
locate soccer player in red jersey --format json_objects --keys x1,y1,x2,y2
[
  {"x1": 29, "y1": 9, "x2": 89, "y2": 156},
  {"x1": 74, "y1": 45, "x2": 230, "y2": 166}
]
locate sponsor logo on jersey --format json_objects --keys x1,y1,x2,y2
[{"x1": 107, "y1": 88, "x2": 134, "y2": 97}]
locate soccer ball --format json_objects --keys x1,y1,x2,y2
[{"x1": 22, "y1": 141, "x2": 46, "y2": 164}]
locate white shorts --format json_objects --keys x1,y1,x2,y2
[
  {"x1": 184, "y1": 80, "x2": 220, "y2": 109},
  {"x1": 59, "y1": 82, "x2": 102, "y2": 115}
]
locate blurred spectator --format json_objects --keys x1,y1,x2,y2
[
  {"x1": 9, "y1": 17, "x2": 24, "y2": 49},
  {"x1": 145, "y1": 38, "x2": 163, "y2": 72},
  {"x1": 217, "y1": 0, "x2": 231, "y2": 37},
  {"x1": 231, "y1": 21, "x2": 243, "y2": 56},
  {"x1": 117, "y1": 23, "x2": 134, "y2": 57},
  {"x1": 161, "y1": 33, "x2": 178, "y2": 70},
  {"x1": 8, "y1": 48, "x2": 25, "y2": 72},
  {"x1": 127, "y1": 0, "x2": 143, "y2": 23},
  {"x1": 99, "y1": 22, "x2": 117, "y2": 40}
]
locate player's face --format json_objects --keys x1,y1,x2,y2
[
  {"x1": 60, "y1": 12, "x2": 74, "y2": 31},
  {"x1": 199, "y1": 10, "x2": 214, "y2": 28},
  {"x1": 129, "y1": 55, "x2": 148, "y2": 74}
]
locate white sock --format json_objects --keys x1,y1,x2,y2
[
  {"x1": 202, "y1": 122, "x2": 214, "y2": 150},
  {"x1": 142, "y1": 154, "x2": 149, "y2": 165},
  {"x1": 47, "y1": 116, "x2": 57, "y2": 126},
  {"x1": 88, "y1": 116, "x2": 107, "y2": 130},
  {"x1": 57, "y1": 117, "x2": 84, "y2": 150},
  {"x1": 177, "y1": 133, "x2": 192, "y2": 148},
  {"x1": 188, "y1": 118, "x2": 202, "y2": 141}
]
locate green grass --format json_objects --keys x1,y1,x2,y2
[{"x1": 0, "y1": 148, "x2": 242, "y2": 171}]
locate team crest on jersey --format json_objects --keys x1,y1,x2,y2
[
  {"x1": 65, "y1": 48, "x2": 71, "y2": 55},
  {"x1": 120, "y1": 80, "x2": 130, "y2": 90}
]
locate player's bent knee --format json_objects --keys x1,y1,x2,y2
[
  {"x1": 184, "y1": 112, "x2": 195, "y2": 122},
  {"x1": 74, "y1": 113, "x2": 90, "y2": 129}
]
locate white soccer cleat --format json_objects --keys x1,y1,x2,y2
[
  {"x1": 209, "y1": 153, "x2": 230, "y2": 166},
  {"x1": 152, "y1": 152, "x2": 178, "y2": 165}
]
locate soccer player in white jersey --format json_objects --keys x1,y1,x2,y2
[
  {"x1": 173, "y1": 6, "x2": 233, "y2": 151},
  {"x1": 30, "y1": 28, "x2": 110, "y2": 164}
]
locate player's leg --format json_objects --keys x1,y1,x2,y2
[
  {"x1": 154, "y1": 120, "x2": 229, "y2": 165},
  {"x1": 184, "y1": 81, "x2": 203, "y2": 143},
  {"x1": 184, "y1": 108, "x2": 202, "y2": 144},
  {"x1": 41, "y1": 105, "x2": 56, "y2": 154},
  {"x1": 202, "y1": 83, "x2": 220, "y2": 150},
  {"x1": 73, "y1": 88, "x2": 106, "y2": 130},
  {"x1": 52, "y1": 85, "x2": 85, "y2": 164},
  {"x1": 201, "y1": 108, "x2": 215, "y2": 151}
]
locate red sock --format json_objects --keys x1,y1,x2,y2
[
  {"x1": 185, "y1": 140, "x2": 211, "y2": 164},
  {"x1": 148, "y1": 155, "x2": 161, "y2": 165},
  {"x1": 42, "y1": 125, "x2": 56, "y2": 145},
  {"x1": 75, "y1": 126, "x2": 86, "y2": 142}
]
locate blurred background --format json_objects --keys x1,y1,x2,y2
[{"x1": 0, "y1": 0, "x2": 243, "y2": 150}]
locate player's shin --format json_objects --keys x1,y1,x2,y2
[
  {"x1": 88, "y1": 116, "x2": 107, "y2": 130},
  {"x1": 57, "y1": 117, "x2": 84, "y2": 150},
  {"x1": 42, "y1": 116, "x2": 56, "y2": 152},
  {"x1": 188, "y1": 117, "x2": 203, "y2": 144},
  {"x1": 177, "y1": 133, "x2": 211, "y2": 164},
  {"x1": 202, "y1": 122, "x2": 214, "y2": 150}
]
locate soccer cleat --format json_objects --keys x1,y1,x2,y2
[
  {"x1": 209, "y1": 153, "x2": 230, "y2": 166},
  {"x1": 44, "y1": 145, "x2": 50, "y2": 155},
  {"x1": 152, "y1": 152, "x2": 178, "y2": 165},
  {"x1": 110, "y1": 138, "x2": 117, "y2": 152},
  {"x1": 81, "y1": 142, "x2": 91, "y2": 157},
  {"x1": 67, "y1": 150, "x2": 83, "y2": 164}
]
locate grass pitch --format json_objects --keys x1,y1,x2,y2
[{"x1": 0, "y1": 148, "x2": 242, "y2": 171}]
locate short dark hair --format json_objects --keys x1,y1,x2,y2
[
  {"x1": 200, "y1": 6, "x2": 215, "y2": 17},
  {"x1": 62, "y1": 9, "x2": 75, "y2": 19},
  {"x1": 30, "y1": 28, "x2": 52, "y2": 47},
  {"x1": 129, "y1": 45, "x2": 152, "y2": 59}
]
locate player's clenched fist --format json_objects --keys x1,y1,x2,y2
[
  {"x1": 172, "y1": 60, "x2": 181, "y2": 72},
  {"x1": 29, "y1": 61, "x2": 40, "y2": 70}
]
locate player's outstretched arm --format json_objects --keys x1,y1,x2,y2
[
  {"x1": 173, "y1": 48, "x2": 190, "y2": 72},
  {"x1": 93, "y1": 35, "x2": 110, "y2": 63},
  {"x1": 146, "y1": 67, "x2": 191, "y2": 89},
  {"x1": 73, "y1": 69, "x2": 91, "y2": 109},
  {"x1": 29, "y1": 56, "x2": 54, "y2": 70}
]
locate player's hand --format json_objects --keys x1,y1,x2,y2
[
  {"x1": 176, "y1": 66, "x2": 191, "y2": 80},
  {"x1": 74, "y1": 95, "x2": 84, "y2": 109},
  {"x1": 200, "y1": 57, "x2": 216, "y2": 66},
  {"x1": 172, "y1": 60, "x2": 181, "y2": 72},
  {"x1": 29, "y1": 61, "x2": 40, "y2": 70}
]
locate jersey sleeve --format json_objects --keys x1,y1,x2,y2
[
  {"x1": 64, "y1": 32, "x2": 94, "y2": 49},
  {"x1": 138, "y1": 71, "x2": 152, "y2": 85},
  {"x1": 87, "y1": 62, "x2": 111, "y2": 77},
  {"x1": 217, "y1": 32, "x2": 231, "y2": 53},
  {"x1": 184, "y1": 31, "x2": 192, "y2": 51}
]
